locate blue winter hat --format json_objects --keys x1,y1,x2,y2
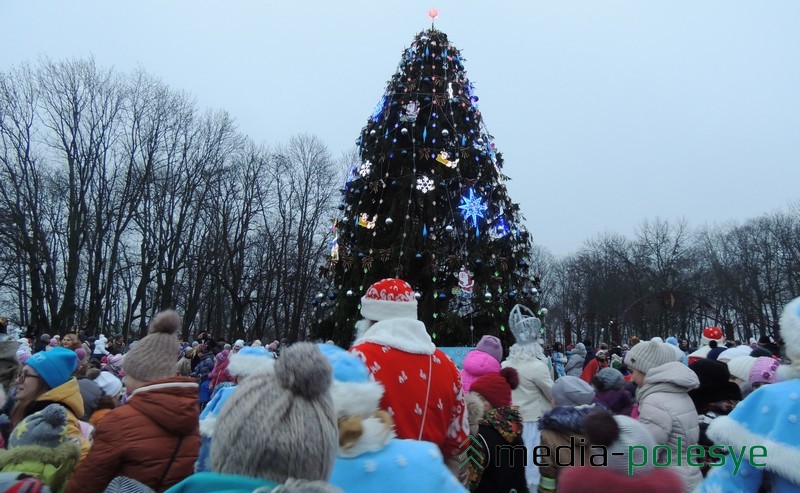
[
  {"x1": 227, "y1": 346, "x2": 275, "y2": 377},
  {"x1": 316, "y1": 343, "x2": 370, "y2": 384},
  {"x1": 25, "y1": 347, "x2": 77, "y2": 389},
  {"x1": 666, "y1": 336, "x2": 679, "y2": 346}
]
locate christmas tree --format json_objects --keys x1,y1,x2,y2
[{"x1": 317, "y1": 26, "x2": 540, "y2": 347}]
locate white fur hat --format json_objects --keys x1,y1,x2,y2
[{"x1": 228, "y1": 346, "x2": 275, "y2": 377}]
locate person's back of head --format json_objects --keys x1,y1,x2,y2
[{"x1": 211, "y1": 342, "x2": 337, "y2": 486}]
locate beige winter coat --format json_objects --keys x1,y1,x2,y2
[
  {"x1": 502, "y1": 353, "x2": 553, "y2": 422},
  {"x1": 636, "y1": 361, "x2": 702, "y2": 493}
]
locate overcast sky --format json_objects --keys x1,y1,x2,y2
[{"x1": 2, "y1": 1, "x2": 798, "y2": 256}]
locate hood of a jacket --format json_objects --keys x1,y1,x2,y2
[
  {"x1": 462, "y1": 350, "x2": 501, "y2": 377},
  {"x1": 36, "y1": 377, "x2": 84, "y2": 419},
  {"x1": 637, "y1": 361, "x2": 699, "y2": 402},
  {"x1": 572, "y1": 343, "x2": 587, "y2": 356},
  {"x1": 129, "y1": 377, "x2": 199, "y2": 435}
]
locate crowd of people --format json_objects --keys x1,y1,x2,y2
[{"x1": 0, "y1": 282, "x2": 796, "y2": 493}]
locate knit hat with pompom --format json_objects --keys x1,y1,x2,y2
[
  {"x1": 584, "y1": 409, "x2": 657, "y2": 475},
  {"x1": 123, "y1": 310, "x2": 182, "y2": 382},
  {"x1": 470, "y1": 367, "x2": 519, "y2": 409},
  {"x1": 212, "y1": 342, "x2": 338, "y2": 485}
]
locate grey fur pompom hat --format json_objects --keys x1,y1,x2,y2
[{"x1": 211, "y1": 342, "x2": 338, "y2": 485}]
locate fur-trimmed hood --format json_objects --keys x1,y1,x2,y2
[{"x1": 538, "y1": 404, "x2": 603, "y2": 434}]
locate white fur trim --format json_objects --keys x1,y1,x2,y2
[
  {"x1": 200, "y1": 416, "x2": 217, "y2": 437},
  {"x1": 338, "y1": 415, "x2": 395, "y2": 458},
  {"x1": 360, "y1": 296, "x2": 418, "y2": 322},
  {"x1": 707, "y1": 415, "x2": 800, "y2": 483},
  {"x1": 331, "y1": 380, "x2": 384, "y2": 418},
  {"x1": 781, "y1": 297, "x2": 800, "y2": 362},
  {"x1": 227, "y1": 354, "x2": 275, "y2": 377},
  {"x1": 352, "y1": 318, "x2": 435, "y2": 355}
]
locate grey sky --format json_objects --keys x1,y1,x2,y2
[{"x1": 2, "y1": 0, "x2": 798, "y2": 256}]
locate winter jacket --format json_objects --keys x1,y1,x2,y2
[
  {"x1": 193, "y1": 355, "x2": 215, "y2": 381},
  {"x1": 697, "y1": 379, "x2": 800, "y2": 493},
  {"x1": 196, "y1": 385, "x2": 238, "y2": 473},
  {"x1": 166, "y1": 472, "x2": 341, "y2": 493},
  {"x1": 24, "y1": 378, "x2": 90, "y2": 461},
  {"x1": 351, "y1": 319, "x2": 469, "y2": 462},
  {"x1": 635, "y1": 361, "x2": 701, "y2": 492},
  {"x1": 0, "y1": 442, "x2": 81, "y2": 493},
  {"x1": 501, "y1": 355, "x2": 553, "y2": 422},
  {"x1": 564, "y1": 344, "x2": 585, "y2": 377},
  {"x1": 460, "y1": 350, "x2": 501, "y2": 393},
  {"x1": 551, "y1": 351, "x2": 567, "y2": 379},
  {"x1": 330, "y1": 438, "x2": 467, "y2": 493},
  {"x1": 469, "y1": 407, "x2": 529, "y2": 493},
  {"x1": 537, "y1": 404, "x2": 605, "y2": 493},
  {"x1": 559, "y1": 464, "x2": 684, "y2": 493},
  {"x1": 579, "y1": 358, "x2": 606, "y2": 383},
  {"x1": 65, "y1": 377, "x2": 200, "y2": 493}
]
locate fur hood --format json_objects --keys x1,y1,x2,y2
[
  {"x1": 0, "y1": 442, "x2": 82, "y2": 491},
  {"x1": 538, "y1": 404, "x2": 603, "y2": 434}
]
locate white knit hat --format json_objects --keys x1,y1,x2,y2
[
  {"x1": 725, "y1": 356, "x2": 757, "y2": 382},
  {"x1": 625, "y1": 341, "x2": 676, "y2": 374},
  {"x1": 360, "y1": 278, "x2": 418, "y2": 321}
]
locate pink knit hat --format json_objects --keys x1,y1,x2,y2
[{"x1": 749, "y1": 356, "x2": 781, "y2": 388}]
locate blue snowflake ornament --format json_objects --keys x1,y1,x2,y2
[{"x1": 458, "y1": 189, "x2": 488, "y2": 231}]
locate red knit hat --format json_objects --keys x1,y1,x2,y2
[
  {"x1": 360, "y1": 278, "x2": 418, "y2": 321},
  {"x1": 470, "y1": 367, "x2": 519, "y2": 409}
]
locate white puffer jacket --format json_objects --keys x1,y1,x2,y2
[{"x1": 636, "y1": 361, "x2": 701, "y2": 492}]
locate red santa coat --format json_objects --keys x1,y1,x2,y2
[{"x1": 351, "y1": 318, "x2": 469, "y2": 461}]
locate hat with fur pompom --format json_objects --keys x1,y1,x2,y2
[
  {"x1": 470, "y1": 367, "x2": 519, "y2": 409},
  {"x1": 123, "y1": 310, "x2": 182, "y2": 382},
  {"x1": 212, "y1": 342, "x2": 337, "y2": 484}
]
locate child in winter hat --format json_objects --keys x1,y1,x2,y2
[
  {"x1": 0, "y1": 403, "x2": 82, "y2": 493},
  {"x1": 590, "y1": 367, "x2": 633, "y2": 416},
  {"x1": 559, "y1": 411, "x2": 683, "y2": 492},
  {"x1": 698, "y1": 296, "x2": 800, "y2": 492},
  {"x1": 320, "y1": 344, "x2": 466, "y2": 493},
  {"x1": 195, "y1": 346, "x2": 275, "y2": 473},
  {"x1": 466, "y1": 367, "x2": 528, "y2": 493},
  {"x1": 460, "y1": 335, "x2": 502, "y2": 393},
  {"x1": 748, "y1": 356, "x2": 781, "y2": 390},
  {"x1": 725, "y1": 355, "x2": 757, "y2": 397},
  {"x1": 167, "y1": 343, "x2": 340, "y2": 492},
  {"x1": 537, "y1": 375, "x2": 605, "y2": 492}
]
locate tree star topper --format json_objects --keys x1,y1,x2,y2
[{"x1": 458, "y1": 188, "x2": 488, "y2": 230}]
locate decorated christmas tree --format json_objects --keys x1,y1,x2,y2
[{"x1": 317, "y1": 24, "x2": 540, "y2": 346}]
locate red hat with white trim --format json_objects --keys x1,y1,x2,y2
[
  {"x1": 700, "y1": 326, "x2": 724, "y2": 346},
  {"x1": 360, "y1": 278, "x2": 418, "y2": 322}
]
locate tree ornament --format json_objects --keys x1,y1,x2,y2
[
  {"x1": 316, "y1": 292, "x2": 324, "y2": 300},
  {"x1": 370, "y1": 129, "x2": 376, "y2": 136},
  {"x1": 399, "y1": 101, "x2": 420, "y2": 122},
  {"x1": 346, "y1": 289, "x2": 354, "y2": 297},
  {"x1": 442, "y1": 129, "x2": 449, "y2": 137},
  {"x1": 539, "y1": 308, "x2": 548, "y2": 316},
  {"x1": 416, "y1": 175, "x2": 435, "y2": 193},
  {"x1": 401, "y1": 127, "x2": 409, "y2": 135},
  {"x1": 445, "y1": 225, "x2": 454, "y2": 233},
  {"x1": 484, "y1": 291, "x2": 492, "y2": 301},
  {"x1": 385, "y1": 217, "x2": 393, "y2": 226},
  {"x1": 454, "y1": 267, "x2": 474, "y2": 297},
  {"x1": 531, "y1": 288, "x2": 538, "y2": 295},
  {"x1": 435, "y1": 150, "x2": 459, "y2": 168},
  {"x1": 458, "y1": 188, "x2": 488, "y2": 230},
  {"x1": 414, "y1": 292, "x2": 422, "y2": 300},
  {"x1": 359, "y1": 160, "x2": 373, "y2": 177},
  {"x1": 357, "y1": 213, "x2": 377, "y2": 229}
]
